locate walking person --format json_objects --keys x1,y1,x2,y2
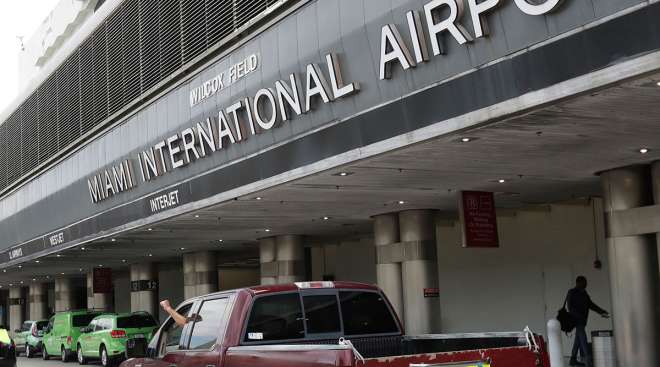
[{"x1": 566, "y1": 276, "x2": 609, "y2": 366}]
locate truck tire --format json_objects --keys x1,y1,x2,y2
[{"x1": 77, "y1": 345, "x2": 88, "y2": 365}]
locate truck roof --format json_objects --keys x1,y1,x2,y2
[{"x1": 247, "y1": 281, "x2": 380, "y2": 295}]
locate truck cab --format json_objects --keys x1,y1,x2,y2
[{"x1": 122, "y1": 282, "x2": 549, "y2": 367}]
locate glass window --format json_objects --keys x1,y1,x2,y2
[
  {"x1": 339, "y1": 291, "x2": 399, "y2": 336},
  {"x1": 73, "y1": 313, "x2": 101, "y2": 327},
  {"x1": 302, "y1": 295, "x2": 340, "y2": 334},
  {"x1": 117, "y1": 314, "x2": 158, "y2": 328},
  {"x1": 21, "y1": 322, "x2": 31, "y2": 331},
  {"x1": 158, "y1": 304, "x2": 192, "y2": 356},
  {"x1": 187, "y1": 298, "x2": 229, "y2": 350},
  {"x1": 35, "y1": 321, "x2": 49, "y2": 330},
  {"x1": 244, "y1": 293, "x2": 304, "y2": 342}
]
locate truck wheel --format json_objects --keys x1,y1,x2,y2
[
  {"x1": 61, "y1": 346, "x2": 69, "y2": 362},
  {"x1": 42, "y1": 347, "x2": 50, "y2": 360},
  {"x1": 77, "y1": 345, "x2": 88, "y2": 365},
  {"x1": 25, "y1": 344, "x2": 33, "y2": 358}
]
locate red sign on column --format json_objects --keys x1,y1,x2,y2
[
  {"x1": 459, "y1": 191, "x2": 499, "y2": 248},
  {"x1": 93, "y1": 268, "x2": 113, "y2": 293}
]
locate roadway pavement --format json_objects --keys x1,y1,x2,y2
[{"x1": 16, "y1": 356, "x2": 102, "y2": 367}]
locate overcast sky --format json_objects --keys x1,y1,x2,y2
[{"x1": 0, "y1": 0, "x2": 60, "y2": 112}]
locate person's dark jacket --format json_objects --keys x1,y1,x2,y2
[{"x1": 566, "y1": 287, "x2": 606, "y2": 325}]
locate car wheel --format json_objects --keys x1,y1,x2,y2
[
  {"x1": 61, "y1": 346, "x2": 69, "y2": 362},
  {"x1": 25, "y1": 344, "x2": 32, "y2": 358},
  {"x1": 100, "y1": 346, "x2": 112, "y2": 367},
  {"x1": 42, "y1": 347, "x2": 50, "y2": 360},
  {"x1": 77, "y1": 345, "x2": 87, "y2": 365}
]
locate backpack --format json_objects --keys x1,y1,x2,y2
[{"x1": 556, "y1": 294, "x2": 576, "y2": 333}]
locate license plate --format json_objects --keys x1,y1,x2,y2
[{"x1": 133, "y1": 334, "x2": 144, "y2": 339}]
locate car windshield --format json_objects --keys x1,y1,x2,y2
[
  {"x1": 35, "y1": 321, "x2": 49, "y2": 330},
  {"x1": 117, "y1": 314, "x2": 157, "y2": 328},
  {"x1": 72, "y1": 313, "x2": 102, "y2": 327}
]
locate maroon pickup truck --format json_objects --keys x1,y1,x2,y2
[{"x1": 121, "y1": 282, "x2": 550, "y2": 367}]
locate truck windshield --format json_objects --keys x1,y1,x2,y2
[
  {"x1": 117, "y1": 315, "x2": 157, "y2": 328},
  {"x1": 339, "y1": 291, "x2": 399, "y2": 335},
  {"x1": 72, "y1": 313, "x2": 102, "y2": 327},
  {"x1": 35, "y1": 321, "x2": 49, "y2": 330}
]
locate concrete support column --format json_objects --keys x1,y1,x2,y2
[
  {"x1": 374, "y1": 213, "x2": 404, "y2": 320},
  {"x1": 54, "y1": 277, "x2": 76, "y2": 312},
  {"x1": 28, "y1": 283, "x2": 47, "y2": 320},
  {"x1": 259, "y1": 237, "x2": 277, "y2": 285},
  {"x1": 276, "y1": 235, "x2": 305, "y2": 283},
  {"x1": 183, "y1": 251, "x2": 218, "y2": 299},
  {"x1": 399, "y1": 209, "x2": 439, "y2": 335},
  {"x1": 8, "y1": 287, "x2": 25, "y2": 337},
  {"x1": 130, "y1": 263, "x2": 158, "y2": 317},
  {"x1": 86, "y1": 272, "x2": 112, "y2": 311},
  {"x1": 652, "y1": 161, "x2": 660, "y2": 272},
  {"x1": 601, "y1": 167, "x2": 659, "y2": 367}
]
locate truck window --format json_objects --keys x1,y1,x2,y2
[
  {"x1": 244, "y1": 293, "x2": 304, "y2": 342},
  {"x1": 339, "y1": 291, "x2": 399, "y2": 336},
  {"x1": 158, "y1": 304, "x2": 193, "y2": 356},
  {"x1": 187, "y1": 298, "x2": 229, "y2": 350},
  {"x1": 302, "y1": 295, "x2": 340, "y2": 334}
]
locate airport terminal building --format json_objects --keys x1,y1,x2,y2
[{"x1": 0, "y1": 0, "x2": 659, "y2": 365}]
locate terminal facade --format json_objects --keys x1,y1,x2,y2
[{"x1": 0, "y1": 0, "x2": 658, "y2": 366}]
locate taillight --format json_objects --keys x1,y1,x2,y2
[
  {"x1": 110, "y1": 330, "x2": 126, "y2": 339},
  {"x1": 66, "y1": 336, "x2": 72, "y2": 345}
]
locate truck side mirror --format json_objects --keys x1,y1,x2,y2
[{"x1": 125, "y1": 338, "x2": 147, "y2": 359}]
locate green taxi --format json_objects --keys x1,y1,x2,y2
[
  {"x1": 42, "y1": 310, "x2": 105, "y2": 362},
  {"x1": 76, "y1": 312, "x2": 158, "y2": 367},
  {"x1": 13, "y1": 320, "x2": 48, "y2": 358}
]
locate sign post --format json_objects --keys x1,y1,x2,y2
[{"x1": 458, "y1": 191, "x2": 499, "y2": 248}]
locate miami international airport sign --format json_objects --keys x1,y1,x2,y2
[{"x1": 87, "y1": 0, "x2": 565, "y2": 204}]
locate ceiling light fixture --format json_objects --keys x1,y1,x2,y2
[
  {"x1": 148, "y1": 228, "x2": 153, "y2": 231},
  {"x1": 639, "y1": 148, "x2": 649, "y2": 154},
  {"x1": 81, "y1": 247, "x2": 86, "y2": 250},
  {"x1": 111, "y1": 238, "x2": 116, "y2": 242},
  {"x1": 218, "y1": 239, "x2": 224, "y2": 243},
  {"x1": 398, "y1": 200, "x2": 406, "y2": 205},
  {"x1": 148, "y1": 254, "x2": 153, "y2": 257},
  {"x1": 194, "y1": 214, "x2": 200, "y2": 218},
  {"x1": 334, "y1": 171, "x2": 354, "y2": 177},
  {"x1": 121, "y1": 259, "x2": 127, "y2": 263},
  {"x1": 255, "y1": 197, "x2": 263, "y2": 200},
  {"x1": 35, "y1": 260, "x2": 40, "y2": 263},
  {"x1": 322, "y1": 216, "x2": 330, "y2": 220},
  {"x1": 56, "y1": 254, "x2": 62, "y2": 257},
  {"x1": 264, "y1": 229, "x2": 271, "y2": 232},
  {"x1": 17, "y1": 265, "x2": 22, "y2": 268},
  {"x1": 498, "y1": 179, "x2": 506, "y2": 183},
  {"x1": 656, "y1": 81, "x2": 660, "y2": 87},
  {"x1": 461, "y1": 137, "x2": 472, "y2": 142},
  {"x1": 180, "y1": 247, "x2": 185, "y2": 251}
]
